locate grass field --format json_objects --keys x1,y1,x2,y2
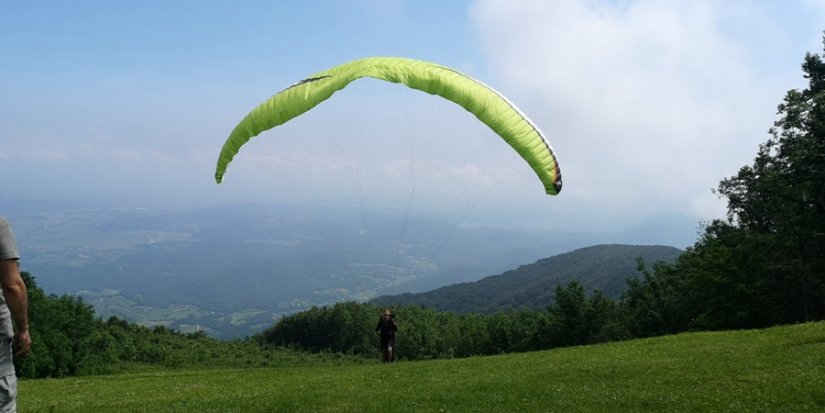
[{"x1": 19, "y1": 322, "x2": 825, "y2": 412}]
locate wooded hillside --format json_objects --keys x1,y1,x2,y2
[{"x1": 371, "y1": 244, "x2": 681, "y2": 313}]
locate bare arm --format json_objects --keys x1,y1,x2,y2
[{"x1": 0, "y1": 260, "x2": 30, "y2": 358}]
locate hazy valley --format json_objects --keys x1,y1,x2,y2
[{"x1": 5, "y1": 199, "x2": 697, "y2": 338}]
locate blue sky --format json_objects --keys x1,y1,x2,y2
[{"x1": 2, "y1": 0, "x2": 825, "y2": 235}]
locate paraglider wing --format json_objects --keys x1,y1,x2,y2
[{"x1": 215, "y1": 57, "x2": 562, "y2": 195}]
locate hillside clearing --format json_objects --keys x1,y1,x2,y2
[{"x1": 20, "y1": 322, "x2": 825, "y2": 412}]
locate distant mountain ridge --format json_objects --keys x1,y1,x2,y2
[
  {"x1": 370, "y1": 244, "x2": 682, "y2": 313},
  {"x1": 7, "y1": 199, "x2": 696, "y2": 338}
]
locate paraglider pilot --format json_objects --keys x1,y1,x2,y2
[{"x1": 376, "y1": 308, "x2": 398, "y2": 363}]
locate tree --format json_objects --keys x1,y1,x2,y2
[
  {"x1": 628, "y1": 36, "x2": 825, "y2": 333},
  {"x1": 714, "y1": 38, "x2": 825, "y2": 324},
  {"x1": 15, "y1": 272, "x2": 99, "y2": 378},
  {"x1": 548, "y1": 282, "x2": 589, "y2": 347}
]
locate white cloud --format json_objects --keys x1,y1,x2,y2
[
  {"x1": 383, "y1": 160, "x2": 418, "y2": 177},
  {"x1": 448, "y1": 163, "x2": 516, "y2": 187},
  {"x1": 471, "y1": 0, "x2": 814, "y2": 219}
]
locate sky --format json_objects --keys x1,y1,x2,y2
[{"x1": 2, "y1": 0, "x2": 825, "y2": 234}]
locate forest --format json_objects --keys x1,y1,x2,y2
[{"x1": 15, "y1": 39, "x2": 825, "y2": 380}]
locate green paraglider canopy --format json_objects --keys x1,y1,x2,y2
[{"x1": 215, "y1": 56, "x2": 562, "y2": 195}]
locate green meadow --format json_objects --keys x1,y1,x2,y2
[{"x1": 20, "y1": 322, "x2": 824, "y2": 412}]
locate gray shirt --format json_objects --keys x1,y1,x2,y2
[{"x1": 0, "y1": 217, "x2": 19, "y2": 339}]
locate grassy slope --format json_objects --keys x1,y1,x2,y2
[{"x1": 20, "y1": 322, "x2": 825, "y2": 413}]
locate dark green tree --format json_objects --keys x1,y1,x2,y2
[
  {"x1": 626, "y1": 36, "x2": 825, "y2": 332},
  {"x1": 585, "y1": 290, "x2": 630, "y2": 343},
  {"x1": 15, "y1": 272, "x2": 98, "y2": 378},
  {"x1": 548, "y1": 281, "x2": 589, "y2": 347},
  {"x1": 713, "y1": 38, "x2": 825, "y2": 324}
]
